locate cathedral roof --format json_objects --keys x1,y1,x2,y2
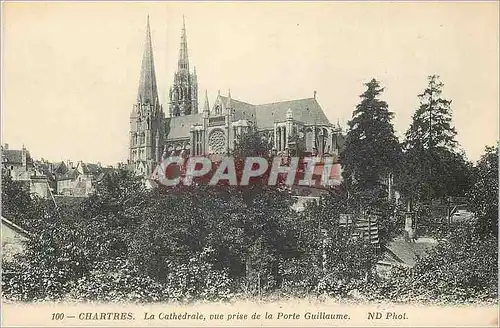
[
  {"x1": 218, "y1": 96, "x2": 256, "y2": 122},
  {"x1": 214, "y1": 95, "x2": 331, "y2": 129},
  {"x1": 163, "y1": 96, "x2": 333, "y2": 141},
  {"x1": 165, "y1": 113, "x2": 204, "y2": 140},
  {"x1": 255, "y1": 98, "x2": 331, "y2": 129}
]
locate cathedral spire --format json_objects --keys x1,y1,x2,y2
[
  {"x1": 178, "y1": 15, "x2": 189, "y2": 72},
  {"x1": 169, "y1": 15, "x2": 198, "y2": 117},
  {"x1": 203, "y1": 89, "x2": 210, "y2": 112},
  {"x1": 226, "y1": 89, "x2": 232, "y2": 110},
  {"x1": 137, "y1": 15, "x2": 159, "y2": 105}
]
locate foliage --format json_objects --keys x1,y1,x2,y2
[
  {"x1": 278, "y1": 194, "x2": 379, "y2": 297},
  {"x1": 232, "y1": 130, "x2": 272, "y2": 158},
  {"x1": 159, "y1": 247, "x2": 235, "y2": 302},
  {"x1": 400, "y1": 145, "x2": 473, "y2": 203},
  {"x1": 1, "y1": 79, "x2": 497, "y2": 303},
  {"x1": 342, "y1": 79, "x2": 402, "y2": 201},
  {"x1": 402, "y1": 75, "x2": 472, "y2": 202},
  {"x1": 68, "y1": 257, "x2": 164, "y2": 303},
  {"x1": 410, "y1": 223, "x2": 497, "y2": 302},
  {"x1": 364, "y1": 222, "x2": 498, "y2": 303},
  {"x1": 405, "y1": 75, "x2": 456, "y2": 151},
  {"x1": 2, "y1": 167, "x2": 383, "y2": 302},
  {"x1": 467, "y1": 145, "x2": 498, "y2": 236},
  {"x1": 1, "y1": 173, "x2": 50, "y2": 233},
  {"x1": 2, "y1": 215, "x2": 84, "y2": 301},
  {"x1": 129, "y1": 187, "x2": 210, "y2": 280}
]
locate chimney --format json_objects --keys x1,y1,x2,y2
[
  {"x1": 4, "y1": 143, "x2": 8, "y2": 150},
  {"x1": 314, "y1": 90, "x2": 317, "y2": 99},
  {"x1": 404, "y1": 201, "x2": 415, "y2": 241}
]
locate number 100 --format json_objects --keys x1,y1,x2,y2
[{"x1": 51, "y1": 313, "x2": 65, "y2": 320}]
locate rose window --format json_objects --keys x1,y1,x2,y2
[{"x1": 208, "y1": 129, "x2": 226, "y2": 154}]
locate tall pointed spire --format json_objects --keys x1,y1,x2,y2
[
  {"x1": 203, "y1": 89, "x2": 210, "y2": 112},
  {"x1": 169, "y1": 15, "x2": 198, "y2": 117},
  {"x1": 137, "y1": 15, "x2": 159, "y2": 105},
  {"x1": 178, "y1": 15, "x2": 189, "y2": 72},
  {"x1": 226, "y1": 89, "x2": 232, "y2": 109}
]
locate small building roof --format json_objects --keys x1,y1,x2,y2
[
  {"x1": 2, "y1": 149, "x2": 32, "y2": 165},
  {"x1": 383, "y1": 237, "x2": 438, "y2": 267},
  {"x1": 1, "y1": 216, "x2": 30, "y2": 238},
  {"x1": 59, "y1": 168, "x2": 79, "y2": 181}
]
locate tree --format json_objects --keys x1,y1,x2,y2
[
  {"x1": 232, "y1": 130, "x2": 271, "y2": 158},
  {"x1": 1, "y1": 173, "x2": 49, "y2": 233},
  {"x1": 406, "y1": 75, "x2": 457, "y2": 151},
  {"x1": 2, "y1": 170, "x2": 145, "y2": 302},
  {"x1": 402, "y1": 75, "x2": 468, "y2": 202},
  {"x1": 342, "y1": 79, "x2": 402, "y2": 202},
  {"x1": 279, "y1": 193, "x2": 379, "y2": 296},
  {"x1": 401, "y1": 148, "x2": 473, "y2": 203},
  {"x1": 468, "y1": 145, "x2": 498, "y2": 236}
]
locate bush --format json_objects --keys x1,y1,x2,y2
[
  {"x1": 160, "y1": 247, "x2": 235, "y2": 302},
  {"x1": 68, "y1": 257, "x2": 163, "y2": 303},
  {"x1": 359, "y1": 223, "x2": 498, "y2": 303}
]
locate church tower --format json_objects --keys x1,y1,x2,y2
[
  {"x1": 129, "y1": 16, "x2": 164, "y2": 176},
  {"x1": 169, "y1": 16, "x2": 198, "y2": 117}
]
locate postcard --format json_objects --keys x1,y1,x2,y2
[{"x1": 1, "y1": 1, "x2": 498, "y2": 327}]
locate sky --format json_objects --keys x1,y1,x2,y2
[{"x1": 1, "y1": 1, "x2": 498, "y2": 165}]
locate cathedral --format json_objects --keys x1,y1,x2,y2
[{"x1": 128, "y1": 16, "x2": 344, "y2": 176}]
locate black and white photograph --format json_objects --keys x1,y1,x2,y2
[{"x1": 1, "y1": 2, "x2": 498, "y2": 327}]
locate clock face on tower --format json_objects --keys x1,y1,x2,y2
[{"x1": 208, "y1": 129, "x2": 226, "y2": 154}]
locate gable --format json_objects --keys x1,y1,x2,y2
[
  {"x1": 59, "y1": 168, "x2": 79, "y2": 181},
  {"x1": 217, "y1": 96, "x2": 257, "y2": 122},
  {"x1": 54, "y1": 161, "x2": 68, "y2": 174}
]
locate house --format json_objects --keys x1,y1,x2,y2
[
  {"x1": 2, "y1": 144, "x2": 51, "y2": 199},
  {"x1": 56, "y1": 161, "x2": 115, "y2": 196},
  {"x1": 33, "y1": 160, "x2": 69, "y2": 192},
  {"x1": 376, "y1": 237, "x2": 438, "y2": 278},
  {"x1": 1, "y1": 216, "x2": 30, "y2": 263},
  {"x1": 2, "y1": 143, "x2": 33, "y2": 180}
]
